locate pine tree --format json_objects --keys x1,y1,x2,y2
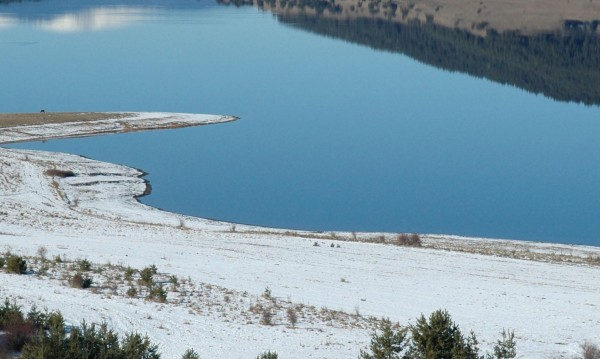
[
  {"x1": 121, "y1": 332, "x2": 161, "y2": 359},
  {"x1": 491, "y1": 330, "x2": 516, "y2": 359},
  {"x1": 257, "y1": 351, "x2": 278, "y2": 359},
  {"x1": 408, "y1": 309, "x2": 480, "y2": 359},
  {"x1": 359, "y1": 318, "x2": 407, "y2": 359},
  {"x1": 181, "y1": 348, "x2": 201, "y2": 359},
  {"x1": 21, "y1": 312, "x2": 67, "y2": 359}
]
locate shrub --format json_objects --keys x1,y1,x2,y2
[
  {"x1": 37, "y1": 246, "x2": 48, "y2": 261},
  {"x1": 408, "y1": 309, "x2": 479, "y2": 359},
  {"x1": 26, "y1": 306, "x2": 47, "y2": 329},
  {"x1": 397, "y1": 233, "x2": 410, "y2": 245},
  {"x1": 6, "y1": 255, "x2": 27, "y2": 274},
  {"x1": 581, "y1": 341, "x2": 600, "y2": 359},
  {"x1": 139, "y1": 266, "x2": 156, "y2": 287},
  {"x1": 491, "y1": 329, "x2": 516, "y2": 359},
  {"x1": 257, "y1": 351, "x2": 278, "y2": 359},
  {"x1": 20, "y1": 312, "x2": 66, "y2": 359},
  {"x1": 0, "y1": 257, "x2": 4, "y2": 269},
  {"x1": 169, "y1": 275, "x2": 179, "y2": 291},
  {"x1": 408, "y1": 233, "x2": 422, "y2": 247},
  {"x1": 4, "y1": 315, "x2": 35, "y2": 351},
  {"x1": 181, "y1": 348, "x2": 201, "y2": 359},
  {"x1": 68, "y1": 322, "x2": 121, "y2": 358},
  {"x1": 263, "y1": 286, "x2": 272, "y2": 299},
  {"x1": 124, "y1": 267, "x2": 136, "y2": 281},
  {"x1": 71, "y1": 273, "x2": 93, "y2": 289},
  {"x1": 397, "y1": 233, "x2": 422, "y2": 247},
  {"x1": 286, "y1": 307, "x2": 298, "y2": 327},
  {"x1": 0, "y1": 298, "x2": 23, "y2": 329},
  {"x1": 0, "y1": 300, "x2": 36, "y2": 353},
  {"x1": 359, "y1": 318, "x2": 407, "y2": 359},
  {"x1": 1, "y1": 297, "x2": 165, "y2": 359},
  {"x1": 120, "y1": 332, "x2": 160, "y2": 359},
  {"x1": 260, "y1": 307, "x2": 273, "y2": 325},
  {"x1": 127, "y1": 286, "x2": 138, "y2": 298},
  {"x1": 148, "y1": 284, "x2": 167, "y2": 303},
  {"x1": 78, "y1": 259, "x2": 92, "y2": 272},
  {"x1": 21, "y1": 317, "x2": 161, "y2": 359}
]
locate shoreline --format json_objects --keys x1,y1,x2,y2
[
  {"x1": 1, "y1": 112, "x2": 599, "y2": 260},
  {"x1": 1, "y1": 112, "x2": 599, "y2": 357}
]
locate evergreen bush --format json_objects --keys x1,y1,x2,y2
[
  {"x1": 359, "y1": 318, "x2": 407, "y2": 359},
  {"x1": 6, "y1": 255, "x2": 27, "y2": 274},
  {"x1": 148, "y1": 284, "x2": 167, "y2": 303},
  {"x1": 181, "y1": 348, "x2": 201, "y2": 359},
  {"x1": 71, "y1": 273, "x2": 93, "y2": 289},
  {"x1": 257, "y1": 351, "x2": 278, "y2": 359},
  {"x1": 490, "y1": 329, "x2": 517, "y2": 359},
  {"x1": 127, "y1": 286, "x2": 138, "y2": 298},
  {"x1": 124, "y1": 267, "x2": 136, "y2": 282},
  {"x1": 0, "y1": 298, "x2": 23, "y2": 328},
  {"x1": 408, "y1": 309, "x2": 480, "y2": 359},
  {"x1": 78, "y1": 259, "x2": 92, "y2": 272},
  {"x1": 139, "y1": 266, "x2": 156, "y2": 287}
]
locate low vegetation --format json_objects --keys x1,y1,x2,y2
[
  {"x1": 70, "y1": 272, "x2": 93, "y2": 289},
  {"x1": 580, "y1": 341, "x2": 600, "y2": 359},
  {"x1": 0, "y1": 299, "x2": 163, "y2": 358},
  {"x1": 359, "y1": 309, "x2": 516, "y2": 359},
  {"x1": 0, "y1": 251, "x2": 596, "y2": 358},
  {"x1": 257, "y1": 352, "x2": 278, "y2": 359},
  {"x1": 6, "y1": 255, "x2": 27, "y2": 274}
]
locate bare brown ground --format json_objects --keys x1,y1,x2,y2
[{"x1": 0, "y1": 112, "x2": 135, "y2": 128}]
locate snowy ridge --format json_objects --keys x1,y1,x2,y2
[{"x1": 0, "y1": 113, "x2": 599, "y2": 358}]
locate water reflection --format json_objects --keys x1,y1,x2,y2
[
  {"x1": 32, "y1": 7, "x2": 157, "y2": 33},
  {"x1": 220, "y1": 0, "x2": 600, "y2": 105},
  {"x1": 0, "y1": 0, "x2": 209, "y2": 32}
]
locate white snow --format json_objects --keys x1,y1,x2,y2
[{"x1": 0, "y1": 112, "x2": 599, "y2": 358}]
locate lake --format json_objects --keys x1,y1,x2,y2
[{"x1": 2, "y1": 0, "x2": 600, "y2": 245}]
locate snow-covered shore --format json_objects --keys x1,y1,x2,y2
[{"x1": 1, "y1": 113, "x2": 599, "y2": 358}]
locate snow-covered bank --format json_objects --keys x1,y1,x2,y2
[
  {"x1": 0, "y1": 112, "x2": 237, "y2": 144},
  {"x1": 1, "y1": 113, "x2": 599, "y2": 358}
]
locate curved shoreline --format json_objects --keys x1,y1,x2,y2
[
  {"x1": 1, "y1": 112, "x2": 600, "y2": 357},
  {"x1": 1, "y1": 112, "x2": 599, "y2": 260}
]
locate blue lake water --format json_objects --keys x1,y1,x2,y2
[{"x1": 2, "y1": 0, "x2": 600, "y2": 245}]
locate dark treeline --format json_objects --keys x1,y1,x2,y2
[
  {"x1": 220, "y1": 0, "x2": 600, "y2": 105},
  {"x1": 279, "y1": 15, "x2": 600, "y2": 105}
]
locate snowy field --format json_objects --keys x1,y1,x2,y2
[{"x1": 1, "y1": 113, "x2": 599, "y2": 358}]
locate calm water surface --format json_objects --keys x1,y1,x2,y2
[{"x1": 3, "y1": 0, "x2": 600, "y2": 245}]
